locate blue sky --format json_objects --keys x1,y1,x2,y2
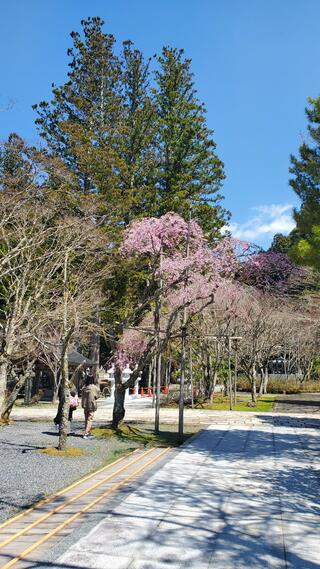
[{"x1": 1, "y1": 0, "x2": 320, "y2": 248}]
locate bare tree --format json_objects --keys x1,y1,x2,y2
[
  {"x1": 39, "y1": 216, "x2": 111, "y2": 450},
  {"x1": 0, "y1": 197, "x2": 67, "y2": 420},
  {"x1": 0, "y1": 138, "x2": 112, "y2": 433}
]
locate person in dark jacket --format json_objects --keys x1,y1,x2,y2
[{"x1": 81, "y1": 376, "x2": 100, "y2": 439}]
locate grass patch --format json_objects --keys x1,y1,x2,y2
[
  {"x1": 40, "y1": 447, "x2": 84, "y2": 457},
  {"x1": 196, "y1": 394, "x2": 276, "y2": 412},
  {"x1": 92, "y1": 423, "x2": 197, "y2": 447},
  {"x1": 163, "y1": 394, "x2": 277, "y2": 412}
]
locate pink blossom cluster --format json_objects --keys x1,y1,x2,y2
[
  {"x1": 121, "y1": 212, "x2": 205, "y2": 257},
  {"x1": 161, "y1": 247, "x2": 214, "y2": 283},
  {"x1": 114, "y1": 328, "x2": 148, "y2": 369},
  {"x1": 115, "y1": 218, "x2": 302, "y2": 368},
  {"x1": 242, "y1": 251, "x2": 300, "y2": 290},
  {"x1": 166, "y1": 273, "x2": 219, "y2": 314},
  {"x1": 116, "y1": 213, "x2": 244, "y2": 367}
]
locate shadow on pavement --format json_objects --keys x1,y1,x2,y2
[
  {"x1": 39, "y1": 425, "x2": 320, "y2": 569},
  {"x1": 1, "y1": 422, "x2": 319, "y2": 568}
]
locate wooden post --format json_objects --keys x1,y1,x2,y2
[
  {"x1": 190, "y1": 346, "x2": 194, "y2": 408},
  {"x1": 152, "y1": 356, "x2": 156, "y2": 409},
  {"x1": 155, "y1": 353, "x2": 161, "y2": 434},
  {"x1": 178, "y1": 209, "x2": 191, "y2": 443},
  {"x1": 228, "y1": 336, "x2": 232, "y2": 411},
  {"x1": 148, "y1": 362, "x2": 152, "y2": 389},
  {"x1": 233, "y1": 342, "x2": 238, "y2": 407},
  {"x1": 154, "y1": 249, "x2": 163, "y2": 434}
]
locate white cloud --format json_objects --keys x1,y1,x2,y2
[
  {"x1": 253, "y1": 204, "x2": 293, "y2": 217},
  {"x1": 227, "y1": 203, "x2": 295, "y2": 243}
]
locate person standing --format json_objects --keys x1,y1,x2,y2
[
  {"x1": 81, "y1": 376, "x2": 100, "y2": 439},
  {"x1": 69, "y1": 385, "x2": 79, "y2": 434}
]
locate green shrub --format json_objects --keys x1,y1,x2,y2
[{"x1": 267, "y1": 378, "x2": 300, "y2": 394}]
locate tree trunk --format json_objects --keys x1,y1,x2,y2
[
  {"x1": 251, "y1": 366, "x2": 257, "y2": 404},
  {"x1": 259, "y1": 368, "x2": 264, "y2": 395},
  {"x1": 2, "y1": 389, "x2": 20, "y2": 422},
  {"x1": 0, "y1": 359, "x2": 9, "y2": 419},
  {"x1": 112, "y1": 366, "x2": 126, "y2": 429},
  {"x1": 209, "y1": 370, "x2": 218, "y2": 404},
  {"x1": 32, "y1": 365, "x2": 41, "y2": 397},
  {"x1": 263, "y1": 367, "x2": 269, "y2": 394},
  {"x1": 58, "y1": 348, "x2": 70, "y2": 451},
  {"x1": 2, "y1": 377, "x2": 28, "y2": 421},
  {"x1": 259, "y1": 365, "x2": 269, "y2": 395},
  {"x1": 58, "y1": 250, "x2": 71, "y2": 451},
  {"x1": 52, "y1": 370, "x2": 61, "y2": 403},
  {"x1": 24, "y1": 375, "x2": 33, "y2": 405},
  {"x1": 2, "y1": 363, "x2": 35, "y2": 422}
]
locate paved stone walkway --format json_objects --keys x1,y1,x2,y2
[
  {"x1": 11, "y1": 395, "x2": 320, "y2": 427},
  {"x1": 56, "y1": 418, "x2": 320, "y2": 569}
]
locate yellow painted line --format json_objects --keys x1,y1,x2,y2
[
  {"x1": 0, "y1": 449, "x2": 140, "y2": 532},
  {"x1": 0, "y1": 447, "x2": 170, "y2": 569},
  {"x1": 0, "y1": 448, "x2": 155, "y2": 550}
]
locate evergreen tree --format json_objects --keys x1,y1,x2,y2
[
  {"x1": 154, "y1": 47, "x2": 228, "y2": 239},
  {"x1": 33, "y1": 18, "x2": 123, "y2": 203},
  {"x1": 110, "y1": 41, "x2": 157, "y2": 223},
  {"x1": 0, "y1": 134, "x2": 33, "y2": 192},
  {"x1": 33, "y1": 20, "x2": 228, "y2": 238},
  {"x1": 289, "y1": 96, "x2": 320, "y2": 268},
  {"x1": 33, "y1": 18, "x2": 157, "y2": 224},
  {"x1": 269, "y1": 232, "x2": 298, "y2": 254}
]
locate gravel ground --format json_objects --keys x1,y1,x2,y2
[{"x1": 0, "y1": 420, "x2": 140, "y2": 522}]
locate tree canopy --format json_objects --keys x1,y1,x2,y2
[
  {"x1": 289, "y1": 96, "x2": 320, "y2": 269},
  {"x1": 33, "y1": 17, "x2": 228, "y2": 238}
]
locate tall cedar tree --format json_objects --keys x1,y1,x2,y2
[
  {"x1": 33, "y1": 17, "x2": 157, "y2": 226},
  {"x1": 289, "y1": 96, "x2": 320, "y2": 269},
  {"x1": 154, "y1": 47, "x2": 228, "y2": 239},
  {"x1": 33, "y1": 18, "x2": 228, "y2": 236},
  {"x1": 118, "y1": 41, "x2": 158, "y2": 223}
]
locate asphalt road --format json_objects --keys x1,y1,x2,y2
[{"x1": 274, "y1": 393, "x2": 320, "y2": 414}]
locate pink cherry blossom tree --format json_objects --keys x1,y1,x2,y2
[
  {"x1": 111, "y1": 213, "x2": 240, "y2": 428},
  {"x1": 111, "y1": 216, "x2": 302, "y2": 426},
  {"x1": 241, "y1": 250, "x2": 301, "y2": 292}
]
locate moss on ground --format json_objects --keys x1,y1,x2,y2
[
  {"x1": 40, "y1": 447, "x2": 84, "y2": 457},
  {"x1": 206, "y1": 394, "x2": 276, "y2": 412}
]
